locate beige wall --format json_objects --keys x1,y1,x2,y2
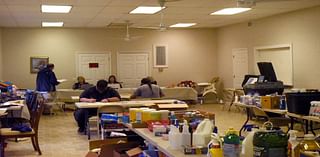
[
  {"x1": 217, "y1": 6, "x2": 320, "y2": 88},
  {"x1": 0, "y1": 28, "x2": 2, "y2": 80},
  {"x1": 2, "y1": 28, "x2": 217, "y2": 89}
]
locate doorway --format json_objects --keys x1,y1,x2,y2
[
  {"x1": 77, "y1": 53, "x2": 111, "y2": 85},
  {"x1": 117, "y1": 53, "x2": 149, "y2": 88}
]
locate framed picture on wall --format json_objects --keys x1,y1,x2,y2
[{"x1": 30, "y1": 56, "x2": 49, "y2": 73}]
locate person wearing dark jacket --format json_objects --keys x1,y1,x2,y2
[
  {"x1": 74, "y1": 80, "x2": 121, "y2": 133},
  {"x1": 36, "y1": 63, "x2": 60, "y2": 92}
]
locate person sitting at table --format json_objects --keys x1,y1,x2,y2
[
  {"x1": 130, "y1": 77, "x2": 164, "y2": 99},
  {"x1": 107, "y1": 75, "x2": 122, "y2": 89},
  {"x1": 73, "y1": 80, "x2": 121, "y2": 133},
  {"x1": 72, "y1": 76, "x2": 91, "y2": 90}
]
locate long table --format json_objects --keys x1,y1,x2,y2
[
  {"x1": 56, "y1": 87, "x2": 198, "y2": 103},
  {"x1": 286, "y1": 112, "x2": 320, "y2": 135},
  {"x1": 75, "y1": 99, "x2": 185, "y2": 109},
  {"x1": 234, "y1": 102, "x2": 287, "y2": 135},
  {"x1": 125, "y1": 124, "x2": 206, "y2": 157},
  {"x1": 0, "y1": 100, "x2": 29, "y2": 120}
]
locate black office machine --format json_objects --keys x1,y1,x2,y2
[{"x1": 243, "y1": 62, "x2": 284, "y2": 96}]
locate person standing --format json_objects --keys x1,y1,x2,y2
[
  {"x1": 36, "y1": 63, "x2": 60, "y2": 114},
  {"x1": 36, "y1": 63, "x2": 60, "y2": 92},
  {"x1": 74, "y1": 80, "x2": 121, "y2": 133}
]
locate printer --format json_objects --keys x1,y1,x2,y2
[{"x1": 243, "y1": 62, "x2": 284, "y2": 96}]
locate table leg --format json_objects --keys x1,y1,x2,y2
[
  {"x1": 239, "y1": 107, "x2": 250, "y2": 136},
  {"x1": 228, "y1": 91, "x2": 236, "y2": 111},
  {"x1": 305, "y1": 120, "x2": 309, "y2": 134},
  {"x1": 310, "y1": 121, "x2": 316, "y2": 135},
  {"x1": 290, "y1": 117, "x2": 294, "y2": 130}
]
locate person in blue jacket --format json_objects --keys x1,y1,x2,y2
[{"x1": 36, "y1": 63, "x2": 60, "y2": 92}]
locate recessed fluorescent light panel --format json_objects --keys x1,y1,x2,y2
[
  {"x1": 170, "y1": 23, "x2": 196, "y2": 28},
  {"x1": 41, "y1": 5, "x2": 72, "y2": 13},
  {"x1": 211, "y1": 8, "x2": 251, "y2": 15},
  {"x1": 42, "y1": 22, "x2": 64, "y2": 27},
  {"x1": 129, "y1": 6, "x2": 164, "y2": 14}
]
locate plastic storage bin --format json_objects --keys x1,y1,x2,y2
[{"x1": 286, "y1": 92, "x2": 320, "y2": 115}]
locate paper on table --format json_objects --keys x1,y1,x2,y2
[
  {"x1": 58, "y1": 79, "x2": 67, "y2": 83},
  {"x1": 0, "y1": 108, "x2": 7, "y2": 114}
]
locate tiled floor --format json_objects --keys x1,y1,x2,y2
[{"x1": 5, "y1": 103, "x2": 246, "y2": 157}]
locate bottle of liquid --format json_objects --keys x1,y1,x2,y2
[
  {"x1": 181, "y1": 120, "x2": 191, "y2": 146},
  {"x1": 169, "y1": 125, "x2": 182, "y2": 150},
  {"x1": 223, "y1": 127, "x2": 240, "y2": 157},
  {"x1": 241, "y1": 126, "x2": 257, "y2": 157},
  {"x1": 208, "y1": 133, "x2": 223, "y2": 157},
  {"x1": 299, "y1": 134, "x2": 320, "y2": 156},
  {"x1": 288, "y1": 130, "x2": 299, "y2": 157}
]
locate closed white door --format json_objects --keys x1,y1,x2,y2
[
  {"x1": 77, "y1": 53, "x2": 111, "y2": 85},
  {"x1": 117, "y1": 53, "x2": 149, "y2": 88},
  {"x1": 232, "y1": 48, "x2": 248, "y2": 88}
]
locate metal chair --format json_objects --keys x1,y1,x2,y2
[{"x1": 87, "y1": 105, "x2": 125, "y2": 140}]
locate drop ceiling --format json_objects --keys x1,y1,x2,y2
[{"x1": 0, "y1": 0, "x2": 319, "y2": 28}]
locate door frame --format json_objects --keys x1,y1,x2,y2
[
  {"x1": 116, "y1": 51, "x2": 151, "y2": 84},
  {"x1": 75, "y1": 51, "x2": 112, "y2": 81}
]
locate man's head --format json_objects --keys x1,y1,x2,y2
[
  {"x1": 140, "y1": 77, "x2": 151, "y2": 85},
  {"x1": 96, "y1": 80, "x2": 108, "y2": 93},
  {"x1": 47, "y1": 63, "x2": 55, "y2": 70}
]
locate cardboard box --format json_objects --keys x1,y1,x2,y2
[
  {"x1": 100, "y1": 142, "x2": 140, "y2": 157},
  {"x1": 89, "y1": 138, "x2": 127, "y2": 150},
  {"x1": 261, "y1": 96, "x2": 280, "y2": 109},
  {"x1": 113, "y1": 146, "x2": 142, "y2": 157},
  {"x1": 131, "y1": 122, "x2": 148, "y2": 128}
]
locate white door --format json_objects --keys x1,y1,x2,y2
[
  {"x1": 117, "y1": 53, "x2": 149, "y2": 88},
  {"x1": 232, "y1": 48, "x2": 248, "y2": 88},
  {"x1": 77, "y1": 53, "x2": 111, "y2": 85}
]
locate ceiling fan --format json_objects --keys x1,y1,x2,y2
[
  {"x1": 122, "y1": 20, "x2": 142, "y2": 41},
  {"x1": 137, "y1": 0, "x2": 181, "y2": 31},
  {"x1": 237, "y1": 0, "x2": 297, "y2": 7}
]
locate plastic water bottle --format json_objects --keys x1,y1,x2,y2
[{"x1": 280, "y1": 95, "x2": 286, "y2": 110}]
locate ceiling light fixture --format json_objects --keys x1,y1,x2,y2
[
  {"x1": 210, "y1": 8, "x2": 251, "y2": 15},
  {"x1": 41, "y1": 5, "x2": 72, "y2": 13},
  {"x1": 170, "y1": 23, "x2": 197, "y2": 28},
  {"x1": 42, "y1": 22, "x2": 64, "y2": 27},
  {"x1": 129, "y1": 6, "x2": 165, "y2": 14}
]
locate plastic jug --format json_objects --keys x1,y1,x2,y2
[
  {"x1": 241, "y1": 126, "x2": 257, "y2": 157},
  {"x1": 208, "y1": 133, "x2": 223, "y2": 157},
  {"x1": 223, "y1": 127, "x2": 240, "y2": 157},
  {"x1": 193, "y1": 118, "x2": 214, "y2": 146},
  {"x1": 169, "y1": 125, "x2": 182, "y2": 150},
  {"x1": 288, "y1": 130, "x2": 299, "y2": 157}
]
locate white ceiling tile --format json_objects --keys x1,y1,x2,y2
[
  {"x1": 0, "y1": 17, "x2": 17, "y2": 27},
  {"x1": 68, "y1": 6, "x2": 104, "y2": 18},
  {"x1": 41, "y1": 0, "x2": 77, "y2": 5},
  {"x1": 3, "y1": 0, "x2": 41, "y2": 5},
  {"x1": 0, "y1": 0, "x2": 319, "y2": 28},
  {"x1": 74, "y1": 0, "x2": 112, "y2": 6},
  {"x1": 100, "y1": 6, "x2": 133, "y2": 14},
  {"x1": 107, "y1": 0, "x2": 144, "y2": 7}
]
